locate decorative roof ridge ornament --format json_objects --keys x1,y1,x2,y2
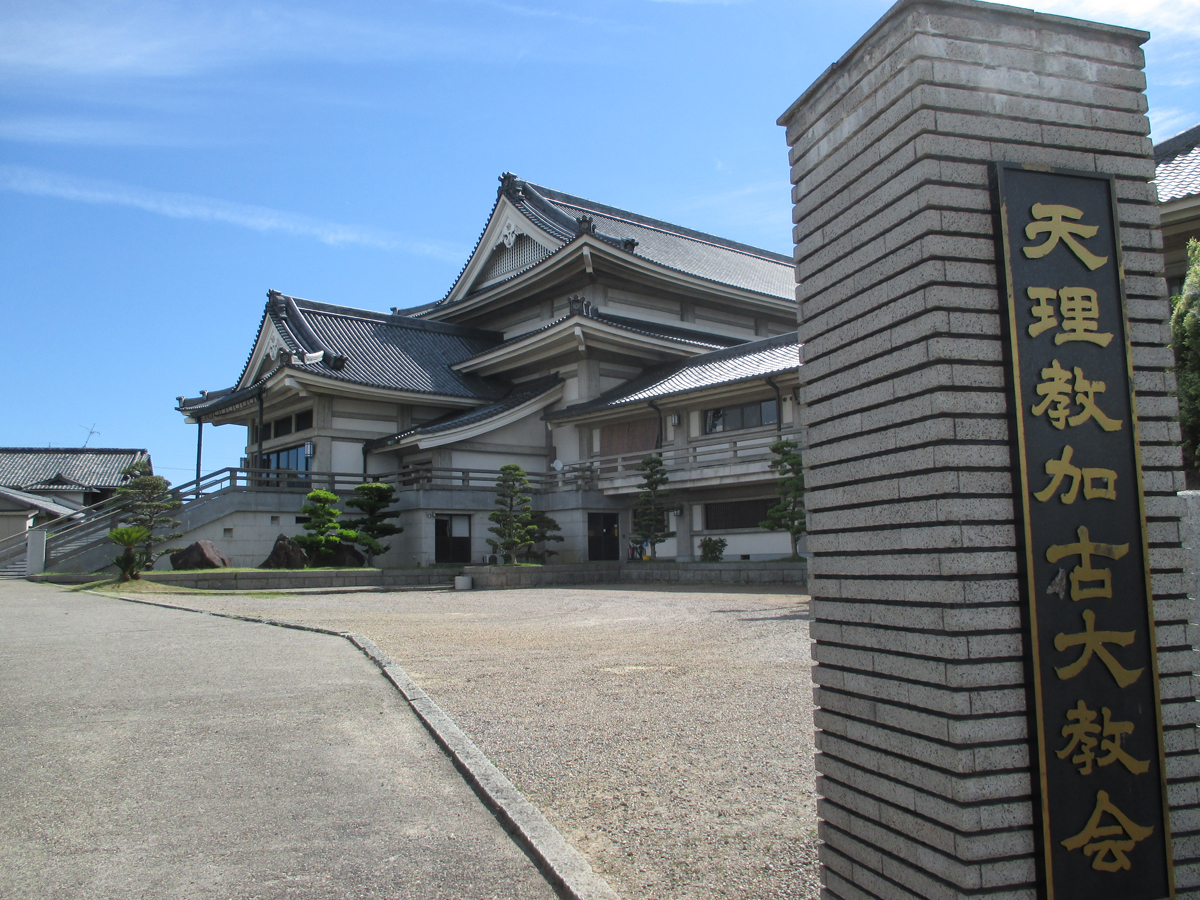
[
  {"x1": 567, "y1": 295, "x2": 594, "y2": 318},
  {"x1": 498, "y1": 220, "x2": 523, "y2": 249},
  {"x1": 576, "y1": 215, "x2": 597, "y2": 236},
  {"x1": 621, "y1": 237, "x2": 638, "y2": 253},
  {"x1": 498, "y1": 172, "x2": 524, "y2": 199}
]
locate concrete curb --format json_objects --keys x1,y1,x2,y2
[{"x1": 91, "y1": 591, "x2": 620, "y2": 900}]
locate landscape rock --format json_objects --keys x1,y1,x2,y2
[
  {"x1": 259, "y1": 534, "x2": 309, "y2": 569},
  {"x1": 170, "y1": 540, "x2": 230, "y2": 571},
  {"x1": 329, "y1": 542, "x2": 366, "y2": 568}
]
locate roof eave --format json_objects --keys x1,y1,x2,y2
[
  {"x1": 548, "y1": 367, "x2": 801, "y2": 424},
  {"x1": 452, "y1": 315, "x2": 715, "y2": 376},
  {"x1": 427, "y1": 236, "x2": 795, "y2": 324},
  {"x1": 411, "y1": 384, "x2": 564, "y2": 449},
  {"x1": 1161, "y1": 192, "x2": 1200, "y2": 223}
]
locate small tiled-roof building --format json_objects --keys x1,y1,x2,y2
[
  {"x1": 177, "y1": 175, "x2": 802, "y2": 566},
  {"x1": 1154, "y1": 122, "x2": 1200, "y2": 294},
  {"x1": 0, "y1": 448, "x2": 150, "y2": 541}
]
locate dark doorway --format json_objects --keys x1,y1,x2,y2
[
  {"x1": 588, "y1": 513, "x2": 620, "y2": 561},
  {"x1": 435, "y1": 514, "x2": 472, "y2": 563}
]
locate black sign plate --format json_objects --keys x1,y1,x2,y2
[{"x1": 993, "y1": 162, "x2": 1173, "y2": 900}]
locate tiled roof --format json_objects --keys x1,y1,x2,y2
[
  {"x1": 535, "y1": 185, "x2": 795, "y2": 300},
  {"x1": 280, "y1": 298, "x2": 507, "y2": 400},
  {"x1": 428, "y1": 175, "x2": 796, "y2": 310},
  {"x1": 548, "y1": 333, "x2": 800, "y2": 419},
  {"x1": 365, "y1": 376, "x2": 562, "y2": 450},
  {"x1": 0, "y1": 448, "x2": 150, "y2": 491},
  {"x1": 1154, "y1": 123, "x2": 1200, "y2": 204},
  {"x1": 0, "y1": 485, "x2": 81, "y2": 518},
  {"x1": 419, "y1": 375, "x2": 562, "y2": 435},
  {"x1": 460, "y1": 310, "x2": 735, "y2": 365},
  {"x1": 179, "y1": 294, "x2": 509, "y2": 415}
]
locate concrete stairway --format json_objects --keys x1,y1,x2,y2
[{"x1": 0, "y1": 554, "x2": 26, "y2": 579}]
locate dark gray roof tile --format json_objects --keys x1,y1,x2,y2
[
  {"x1": 548, "y1": 333, "x2": 799, "y2": 419},
  {"x1": 0, "y1": 448, "x2": 151, "y2": 491},
  {"x1": 1155, "y1": 123, "x2": 1200, "y2": 203},
  {"x1": 427, "y1": 175, "x2": 796, "y2": 312},
  {"x1": 181, "y1": 295, "x2": 510, "y2": 415}
]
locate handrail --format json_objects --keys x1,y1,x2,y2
[
  {"x1": 32, "y1": 442, "x2": 795, "y2": 570},
  {"x1": 569, "y1": 429, "x2": 800, "y2": 481}
]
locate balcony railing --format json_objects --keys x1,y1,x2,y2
[
  {"x1": 18, "y1": 433, "x2": 797, "y2": 573},
  {"x1": 570, "y1": 428, "x2": 796, "y2": 490}
]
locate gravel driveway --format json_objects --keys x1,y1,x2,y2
[{"x1": 127, "y1": 585, "x2": 819, "y2": 900}]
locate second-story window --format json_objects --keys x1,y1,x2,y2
[
  {"x1": 258, "y1": 444, "x2": 311, "y2": 473},
  {"x1": 704, "y1": 399, "x2": 778, "y2": 434},
  {"x1": 252, "y1": 408, "x2": 315, "y2": 444}
]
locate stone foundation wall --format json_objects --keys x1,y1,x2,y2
[{"x1": 464, "y1": 560, "x2": 808, "y2": 590}]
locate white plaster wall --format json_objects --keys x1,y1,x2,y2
[
  {"x1": 550, "y1": 425, "x2": 581, "y2": 464},
  {"x1": 451, "y1": 450, "x2": 545, "y2": 474},
  {"x1": 153, "y1": 508, "x2": 310, "y2": 569},
  {"x1": 0, "y1": 510, "x2": 30, "y2": 542},
  {"x1": 692, "y1": 530, "x2": 791, "y2": 561},
  {"x1": 480, "y1": 414, "x2": 545, "y2": 450},
  {"x1": 331, "y1": 439, "x2": 363, "y2": 474}
]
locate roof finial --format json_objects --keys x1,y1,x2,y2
[
  {"x1": 576, "y1": 215, "x2": 597, "y2": 236},
  {"x1": 498, "y1": 172, "x2": 523, "y2": 199}
]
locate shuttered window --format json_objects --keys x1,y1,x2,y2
[
  {"x1": 704, "y1": 498, "x2": 775, "y2": 530},
  {"x1": 599, "y1": 417, "x2": 660, "y2": 457}
]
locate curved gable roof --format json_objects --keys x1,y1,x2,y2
[{"x1": 423, "y1": 174, "x2": 796, "y2": 313}]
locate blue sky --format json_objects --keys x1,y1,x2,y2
[{"x1": 3, "y1": 0, "x2": 1198, "y2": 483}]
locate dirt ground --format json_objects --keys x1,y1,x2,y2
[{"x1": 114, "y1": 584, "x2": 820, "y2": 900}]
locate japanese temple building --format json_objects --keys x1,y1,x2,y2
[{"x1": 175, "y1": 175, "x2": 804, "y2": 566}]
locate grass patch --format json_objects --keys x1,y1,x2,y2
[
  {"x1": 158, "y1": 566, "x2": 383, "y2": 574},
  {"x1": 73, "y1": 578, "x2": 290, "y2": 598}
]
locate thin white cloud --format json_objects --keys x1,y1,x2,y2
[
  {"x1": 671, "y1": 179, "x2": 793, "y2": 250},
  {"x1": 0, "y1": 115, "x2": 197, "y2": 146},
  {"x1": 0, "y1": 164, "x2": 465, "y2": 260},
  {"x1": 1148, "y1": 108, "x2": 1199, "y2": 141},
  {"x1": 1024, "y1": 0, "x2": 1200, "y2": 38},
  {"x1": 0, "y1": 0, "x2": 503, "y2": 79}
]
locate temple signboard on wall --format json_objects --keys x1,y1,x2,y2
[{"x1": 993, "y1": 161, "x2": 1174, "y2": 900}]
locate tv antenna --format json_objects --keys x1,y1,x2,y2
[{"x1": 80, "y1": 424, "x2": 100, "y2": 448}]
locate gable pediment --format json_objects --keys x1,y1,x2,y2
[
  {"x1": 446, "y1": 197, "x2": 560, "y2": 305},
  {"x1": 238, "y1": 318, "x2": 294, "y2": 390}
]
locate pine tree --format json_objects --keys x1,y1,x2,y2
[
  {"x1": 293, "y1": 490, "x2": 361, "y2": 566},
  {"x1": 632, "y1": 455, "x2": 675, "y2": 559},
  {"x1": 1171, "y1": 238, "x2": 1200, "y2": 482},
  {"x1": 487, "y1": 464, "x2": 536, "y2": 563},
  {"x1": 759, "y1": 439, "x2": 806, "y2": 558},
  {"x1": 521, "y1": 510, "x2": 564, "y2": 563},
  {"x1": 342, "y1": 482, "x2": 402, "y2": 565},
  {"x1": 114, "y1": 460, "x2": 183, "y2": 565}
]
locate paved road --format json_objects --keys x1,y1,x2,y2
[
  {"x1": 0, "y1": 581, "x2": 558, "y2": 900},
  {"x1": 153, "y1": 586, "x2": 820, "y2": 900}
]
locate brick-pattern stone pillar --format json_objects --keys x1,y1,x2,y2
[{"x1": 778, "y1": 1, "x2": 1200, "y2": 897}]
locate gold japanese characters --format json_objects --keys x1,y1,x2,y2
[{"x1": 996, "y1": 162, "x2": 1169, "y2": 896}]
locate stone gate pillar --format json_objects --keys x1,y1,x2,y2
[{"x1": 779, "y1": 1, "x2": 1200, "y2": 897}]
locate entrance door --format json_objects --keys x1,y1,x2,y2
[
  {"x1": 435, "y1": 515, "x2": 472, "y2": 563},
  {"x1": 587, "y1": 513, "x2": 620, "y2": 561}
]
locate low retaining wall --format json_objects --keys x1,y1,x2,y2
[
  {"x1": 30, "y1": 568, "x2": 459, "y2": 591},
  {"x1": 143, "y1": 568, "x2": 459, "y2": 591},
  {"x1": 464, "y1": 560, "x2": 808, "y2": 590}
]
